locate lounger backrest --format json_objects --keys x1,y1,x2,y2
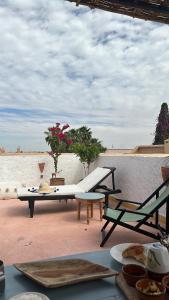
[
  {"x1": 77, "y1": 167, "x2": 111, "y2": 192},
  {"x1": 139, "y1": 185, "x2": 169, "y2": 214}
]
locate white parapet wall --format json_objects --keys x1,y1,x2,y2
[
  {"x1": 0, "y1": 152, "x2": 167, "y2": 216},
  {"x1": 0, "y1": 153, "x2": 83, "y2": 198}
]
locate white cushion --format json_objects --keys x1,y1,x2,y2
[
  {"x1": 17, "y1": 167, "x2": 111, "y2": 198},
  {"x1": 77, "y1": 167, "x2": 111, "y2": 192},
  {"x1": 17, "y1": 185, "x2": 84, "y2": 197}
]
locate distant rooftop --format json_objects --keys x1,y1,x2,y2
[{"x1": 0, "y1": 142, "x2": 169, "y2": 156}]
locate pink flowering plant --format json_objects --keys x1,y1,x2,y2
[{"x1": 45, "y1": 122, "x2": 73, "y2": 174}]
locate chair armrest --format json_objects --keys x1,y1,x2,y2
[
  {"x1": 96, "y1": 185, "x2": 121, "y2": 194},
  {"x1": 116, "y1": 208, "x2": 153, "y2": 217},
  {"x1": 116, "y1": 198, "x2": 141, "y2": 205}
]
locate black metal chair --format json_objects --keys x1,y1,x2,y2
[{"x1": 100, "y1": 178, "x2": 169, "y2": 247}]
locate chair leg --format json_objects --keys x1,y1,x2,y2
[
  {"x1": 101, "y1": 220, "x2": 109, "y2": 232},
  {"x1": 100, "y1": 222, "x2": 117, "y2": 247}
]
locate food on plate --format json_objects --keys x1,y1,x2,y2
[
  {"x1": 136, "y1": 278, "x2": 165, "y2": 296},
  {"x1": 122, "y1": 244, "x2": 146, "y2": 265}
]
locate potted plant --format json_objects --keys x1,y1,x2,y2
[
  {"x1": 45, "y1": 122, "x2": 73, "y2": 185},
  {"x1": 67, "y1": 126, "x2": 106, "y2": 176},
  {"x1": 161, "y1": 156, "x2": 169, "y2": 184}
]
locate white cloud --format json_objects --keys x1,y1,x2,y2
[{"x1": 0, "y1": 0, "x2": 168, "y2": 151}]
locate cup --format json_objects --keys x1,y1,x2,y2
[
  {"x1": 0, "y1": 260, "x2": 5, "y2": 294},
  {"x1": 146, "y1": 243, "x2": 169, "y2": 281}
]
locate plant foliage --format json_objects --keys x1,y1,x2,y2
[
  {"x1": 67, "y1": 126, "x2": 106, "y2": 174},
  {"x1": 153, "y1": 103, "x2": 169, "y2": 145}
]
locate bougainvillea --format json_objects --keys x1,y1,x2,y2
[{"x1": 45, "y1": 122, "x2": 72, "y2": 173}]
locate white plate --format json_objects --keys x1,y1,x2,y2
[
  {"x1": 9, "y1": 292, "x2": 50, "y2": 300},
  {"x1": 110, "y1": 243, "x2": 155, "y2": 266}
]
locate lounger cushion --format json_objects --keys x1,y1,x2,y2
[
  {"x1": 17, "y1": 167, "x2": 111, "y2": 198},
  {"x1": 77, "y1": 167, "x2": 111, "y2": 192},
  {"x1": 18, "y1": 185, "x2": 84, "y2": 197}
]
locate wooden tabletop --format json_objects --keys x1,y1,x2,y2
[{"x1": 1, "y1": 250, "x2": 125, "y2": 300}]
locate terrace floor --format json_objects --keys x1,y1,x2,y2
[{"x1": 1, "y1": 198, "x2": 157, "y2": 266}]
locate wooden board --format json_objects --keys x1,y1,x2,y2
[
  {"x1": 116, "y1": 273, "x2": 169, "y2": 300},
  {"x1": 14, "y1": 259, "x2": 118, "y2": 288},
  {"x1": 116, "y1": 273, "x2": 139, "y2": 300}
]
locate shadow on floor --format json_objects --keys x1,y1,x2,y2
[{"x1": 5, "y1": 200, "x2": 77, "y2": 218}]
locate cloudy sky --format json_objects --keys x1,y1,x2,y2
[{"x1": 0, "y1": 0, "x2": 169, "y2": 151}]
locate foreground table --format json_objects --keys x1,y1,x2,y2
[{"x1": 1, "y1": 250, "x2": 125, "y2": 300}]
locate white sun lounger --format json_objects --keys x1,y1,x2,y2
[{"x1": 17, "y1": 167, "x2": 121, "y2": 217}]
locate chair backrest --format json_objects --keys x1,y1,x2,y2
[
  {"x1": 139, "y1": 185, "x2": 169, "y2": 214},
  {"x1": 77, "y1": 167, "x2": 111, "y2": 192}
]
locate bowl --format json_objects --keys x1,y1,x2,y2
[
  {"x1": 8, "y1": 292, "x2": 50, "y2": 300},
  {"x1": 148, "y1": 270, "x2": 169, "y2": 282},
  {"x1": 122, "y1": 264, "x2": 147, "y2": 287},
  {"x1": 136, "y1": 278, "x2": 166, "y2": 300},
  {"x1": 162, "y1": 274, "x2": 169, "y2": 294}
]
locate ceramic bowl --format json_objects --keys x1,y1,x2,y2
[
  {"x1": 136, "y1": 278, "x2": 166, "y2": 300},
  {"x1": 122, "y1": 264, "x2": 146, "y2": 287},
  {"x1": 162, "y1": 274, "x2": 169, "y2": 294},
  {"x1": 148, "y1": 270, "x2": 169, "y2": 282},
  {"x1": 8, "y1": 292, "x2": 50, "y2": 300}
]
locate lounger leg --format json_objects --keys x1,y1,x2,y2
[
  {"x1": 29, "y1": 200, "x2": 35, "y2": 218},
  {"x1": 100, "y1": 222, "x2": 117, "y2": 247},
  {"x1": 101, "y1": 220, "x2": 109, "y2": 232}
]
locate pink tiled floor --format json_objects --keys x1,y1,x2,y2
[{"x1": 0, "y1": 199, "x2": 156, "y2": 266}]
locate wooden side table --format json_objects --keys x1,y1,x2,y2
[{"x1": 75, "y1": 193, "x2": 105, "y2": 224}]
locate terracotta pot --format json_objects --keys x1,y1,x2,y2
[{"x1": 161, "y1": 166, "x2": 169, "y2": 185}]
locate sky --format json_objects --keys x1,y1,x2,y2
[{"x1": 0, "y1": 0, "x2": 169, "y2": 151}]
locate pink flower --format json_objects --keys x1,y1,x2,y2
[
  {"x1": 52, "y1": 131, "x2": 56, "y2": 137},
  {"x1": 58, "y1": 132, "x2": 65, "y2": 140},
  {"x1": 62, "y1": 124, "x2": 69, "y2": 131}
]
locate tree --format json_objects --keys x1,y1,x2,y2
[
  {"x1": 67, "y1": 126, "x2": 106, "y2": 175},
  {"x1": 153, "y1": 103, "x2": 169, "y2": 145}
]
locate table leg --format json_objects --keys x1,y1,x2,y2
[
  {"x1": 91, "y1": 203, "x2": 93, "y2": 218},
  {"x1": 77, "y1": 200, "x2": 81, "y2": 220},
  {"x1": 99, "y1": 201, "x2": 103, "y2": 221},
  {"x1": 87, "y1": 202, "x2": 90, "y2": 224}
]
